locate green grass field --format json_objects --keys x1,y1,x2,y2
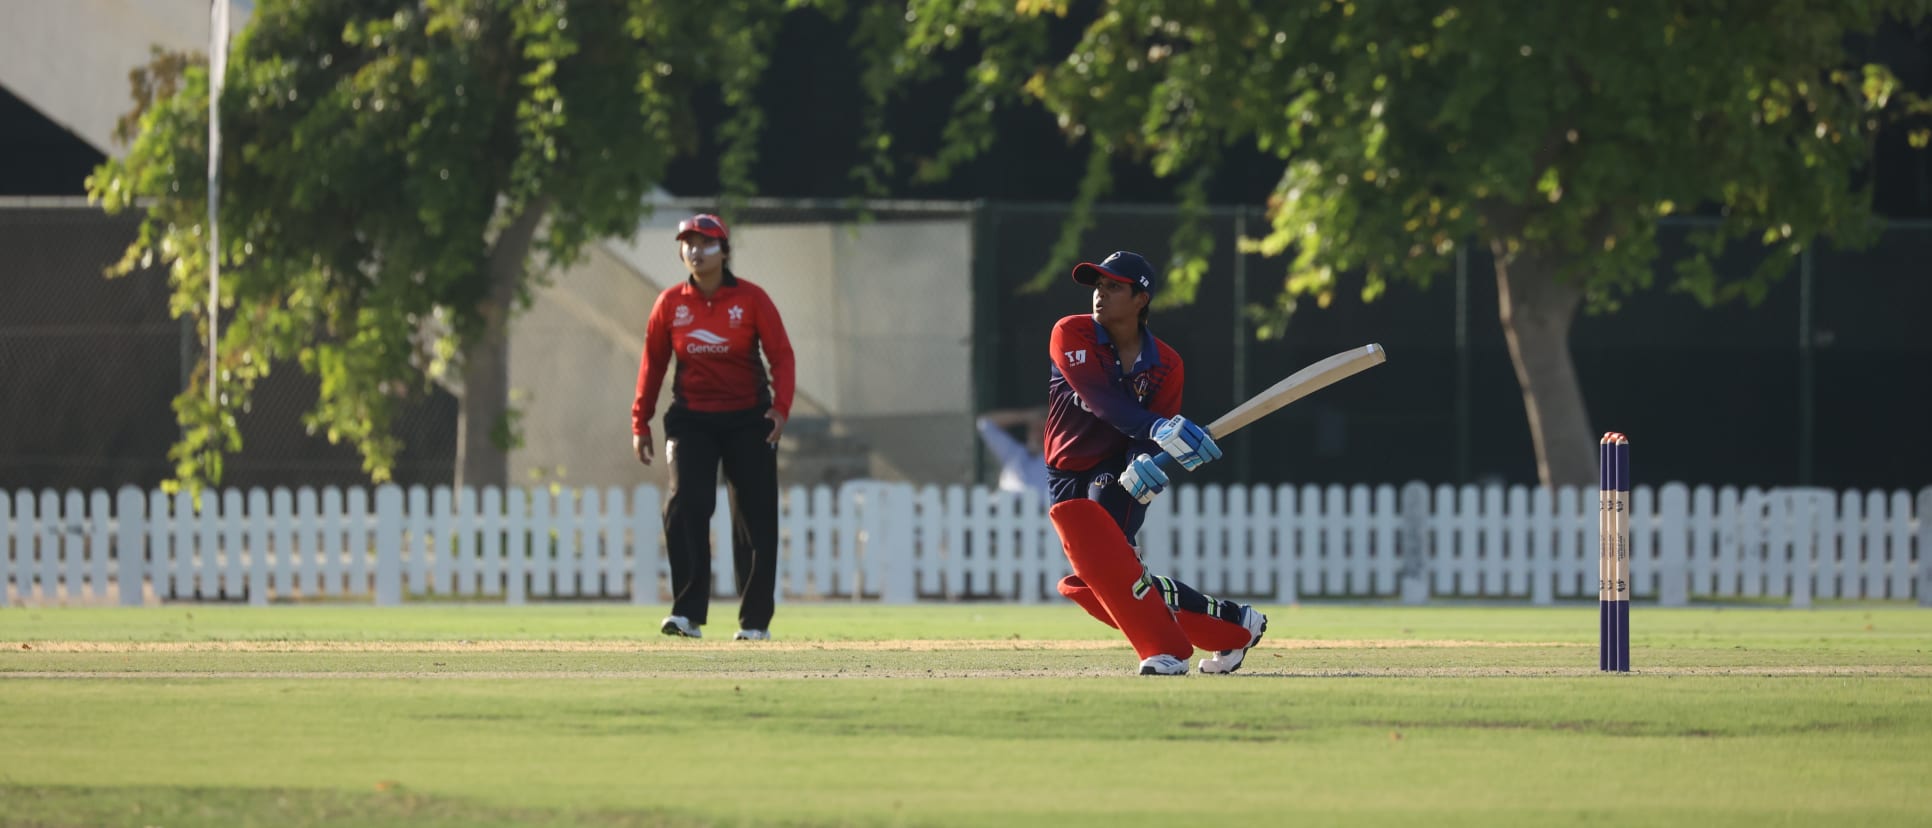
[{"x1": 3, "y1": 603, "x2": 1930, "y2": 827}]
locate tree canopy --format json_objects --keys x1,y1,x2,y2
[
  {"x1": 91, "y1": 0, "x2": 790, "y2": 487},
  {"x1": 872, "y1": 0, "x2": 1932, "y2": 486},
  {"x1": 89, "y1": 0, "x2": 1932, "y2": 489}
]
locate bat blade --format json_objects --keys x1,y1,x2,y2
[{"x1": 1206, "y1": 344, "x2": 1386, "y2": 439}]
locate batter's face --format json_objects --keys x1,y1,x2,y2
[{"x1": 1091, "y1": 278, "x2": 1146, "y2": 327}]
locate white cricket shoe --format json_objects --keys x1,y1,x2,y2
[
  {"x1": 1138, "y1": 654, "x2": 1189, "y2": 676},
  {"x1": 660, "y1": 615, "x2": 702, "y2": 638},
  {"x1": 733, "y1": 629, "x2": 770, "y2": 641},
  {"x1": 1199, "y1": 605, "x2": 1268, "y2": 674}
]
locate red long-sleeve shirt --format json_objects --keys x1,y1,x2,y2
[
  {"x1": 1044, "y1": 314, "x2": 1183, "y2": 472},
  {"x1": 632, "y1": 273, "x2": 795, "y2": 434}
]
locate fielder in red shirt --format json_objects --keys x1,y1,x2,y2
[
  {"x1": 632, "y1": 213, "x2": 794, "y2": 641},
  {"x1": 1045, "y1": 251, "x2": 1269, "y2": 676}
]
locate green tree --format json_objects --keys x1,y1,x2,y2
[
  {"x1": 880, "y1": 0, "x2": 1932, "y2": 487},
  {"x1": 91, "y1": 0, "x2": 787, "y2": 488}
]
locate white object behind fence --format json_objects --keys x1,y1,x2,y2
[{"x1": 3, "y1": 482, "x2": 1928, "y2": 607}]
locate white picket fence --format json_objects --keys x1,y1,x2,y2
[{"x1": 3, "y1": 482, "x2": 1929, "y2": 608}]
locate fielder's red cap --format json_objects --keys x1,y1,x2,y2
[{"x1": 676, "y1": 213, "x2": 729, "y2": 242}]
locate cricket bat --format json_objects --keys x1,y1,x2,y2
[
  {"x1": 1154, "y1": 343, "x2": 1387, "y2": 471},
  {"x1": 1205, "y1": 343, "x2": 1386, "y2": 439}
]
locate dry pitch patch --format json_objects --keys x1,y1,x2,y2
[{"x1": 7, "y1": 637, "x2": 1927, "y2": 679}]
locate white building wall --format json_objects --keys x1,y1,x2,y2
[
  {"x1": 0, "y1": 0, "x2": 254, "y2": 154},
  {"x1": 513, "y1": 218, "x2": 976, "y2": 488}
]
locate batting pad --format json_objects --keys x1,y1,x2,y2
[
  {"x1": 1176, "y1": 612, "x2": 1255, "y2": 652},
  {"x1": 1056, "y1": 575, "x2": 1119, "y2": 630},
  {"x1": 1063, "y1": 573, "x2": 1253, "y2": 651},
  {"x1": 1050, "y1": 499, "x2": 1192, "y2": 661}
]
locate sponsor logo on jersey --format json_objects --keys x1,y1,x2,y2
[
  {"x1": 1064, "y1": 349, "x2": 1087, "y2": 366},
  {"x1": 672, "y1": 305, "x2": 693, "y2": 326},
  {"x1": 685, "y1": 328, "x2": 731, "y2": 354}
]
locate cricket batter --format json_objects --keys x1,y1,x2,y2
[{"x1": 1046, "y1": 250, "x2": 1269, "y2": 675}]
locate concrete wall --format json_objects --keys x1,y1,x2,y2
[
  {"x1": 512, "y1": 218, "x2": 975, "y2": 488},
  {"x1": 0, "y1": 0, "x2": 254, "y2": 155},
  {"x1": 503, "y1": 242, "x2": 660, "y2": 488}
]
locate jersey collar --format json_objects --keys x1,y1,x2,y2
[
  {"x1": 679, "y1": 271, "x2": 740, "y2": 296},
  {"x1": 1090, "y1": 320, "x2": 1160, "y2": 372}
]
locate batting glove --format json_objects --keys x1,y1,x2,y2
[
  {"x1": 1119, "y1": 453, "x2": 1170, "y2": 504},
  {"x1": 1152, "y1": 416, "x2": 1222, "y2": 471}
]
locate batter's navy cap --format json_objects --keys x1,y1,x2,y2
[
  {"x1": 1072, "y1": 251, "x2": 1156, "y2": 295},
  {"x1": 676, "y1": 213, "x2": 729, "y2": 242}
]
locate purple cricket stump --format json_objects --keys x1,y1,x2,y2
[
  {"x1": 1616, "y1": 437, "x2": 1632, "y2": 672},
  {"x1": 1599, "y1": 601, "x2": 1610, "y2": 671},
  {"x1": 1599, "y1": 434, "x2": 1612, "y2": 671},
  {"x1": 1599, "y1": 432, "x2": 1632, "y2": 672},
  {"x1": 1618, "y1": 601, "x2": 1631, "y2": 672}
]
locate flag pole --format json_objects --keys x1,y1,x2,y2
[{"x1": 207, "y1": 0, "x2": 229, "y2": 405}]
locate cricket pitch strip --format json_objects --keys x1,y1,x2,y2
[{"x1": 7, "y1": 637, "x2": 1928, "y2": 679}]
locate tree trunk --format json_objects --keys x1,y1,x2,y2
[
  {"x1": 456, "y1": 203, "x2": 548, "y2": 489},
  {"x1": 1491, "y1": 241, "x2": 1596, "y2": 489}
]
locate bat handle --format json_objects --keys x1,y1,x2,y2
[{"x1": 1153, "y1": 452, "x2": 1177, "y2": 473}]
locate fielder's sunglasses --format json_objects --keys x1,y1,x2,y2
[{"x1": 678, "y1": 215, "x2": 725, "y2": 237}]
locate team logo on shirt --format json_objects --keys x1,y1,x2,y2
[
  {"x1": 685, "y1": 328, "x2": 731, "y2": 354},
  {"x1": 1064, "y1": 349, "x2": 1087, "y2": 366},
  {"x1": 728, "y1": 305, "x2": 744, "y2": 326},
  {"x1": 672, "y1": 305, "x2": 693, "y2": 327},
  {"x1": 1132, "y1": 373, "x2": 1151, "y2": 402}
]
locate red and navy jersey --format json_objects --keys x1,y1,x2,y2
[
  {"x1": 1044, "y1": 314, "x2": 1184, "y2": 472},
  {"x1": 632, "y1": 273, "x2": 795, "y2": 434}
]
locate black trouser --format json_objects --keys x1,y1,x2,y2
[{"x1": 661, "y1": 404, "x2": 780, "y2": 630}]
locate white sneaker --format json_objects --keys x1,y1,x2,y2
[
  {"x1": 1199, "y1": 605, "x2": 1268, "y2": 674},
  {"x1": 733, "y1": 629, "x2": 770, "y2": 641},
  {"x1": 1138, "y1": 654, "x2": 1189, "y2": 676},
  {"x1": 660, "y1": 615, "x2": 701, "y2": 638}
]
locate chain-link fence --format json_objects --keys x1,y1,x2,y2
[
  {"x1": 5, "y1": 197, "x2": 1928, "y2": 493},
  {"x1": 972, "y1": 205, "x2": 1932, "y2": 491},
  {"x1": 0, "y1": 198, "x2": 456, "y2": 492},
  {"x1": 0, "y1": 202, "x2": 180, "y2": 490}
]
